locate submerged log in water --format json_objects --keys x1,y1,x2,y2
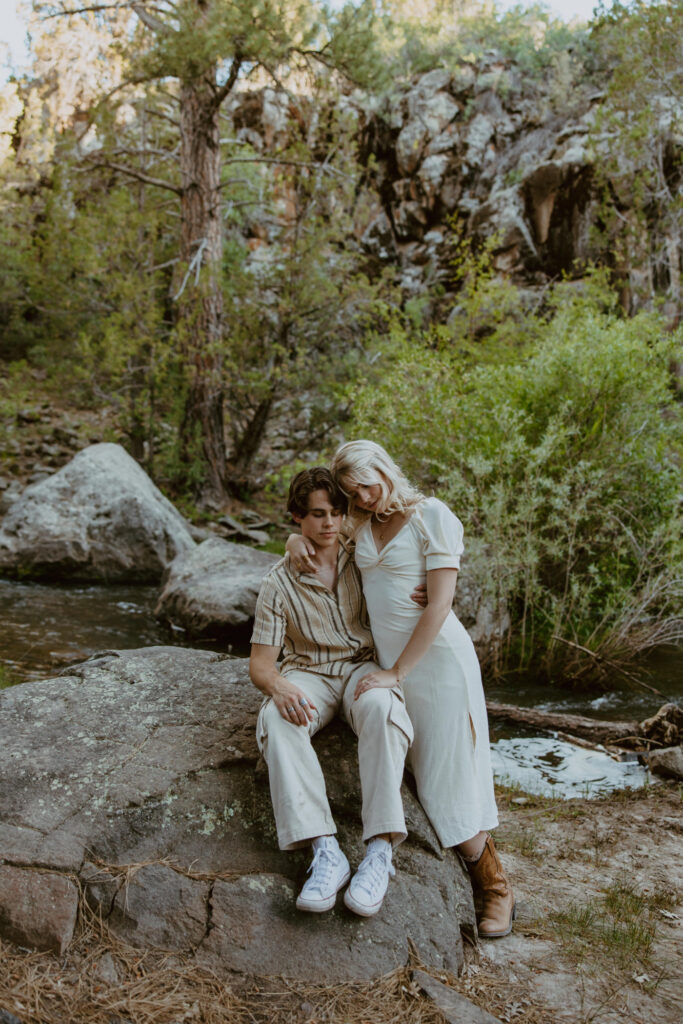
[
  {"x1": 486, "y1": 701, "x2": 682, "y2": 751},
  {"x1": 486, "y1": 702, "x2": 637, "y2": 746}
]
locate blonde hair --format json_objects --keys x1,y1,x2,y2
[{"x1": 331, "y1": 440, "x2": 424, "y2": 522}]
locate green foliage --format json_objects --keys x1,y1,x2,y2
[
  {"x1": 124, "y1": 0, "x2": 385, "y2": 92},
  {"x1": 212, "y1": 117, "x2": 387, "y2": 490},
  {"x1": 0, "y1": 664, "x2": 21, "y2": 689},
  {"x1": 589, "y1": 1, "x2": 683, "y2": 304},
  {"x1": 446, "y1": 228, "x2": 542, "y2": 362},
  {"x1": 0, "y1": 362, "x2": 35, "y2": 421},
  {"x1": 348, "y1": 280, "x2": 683, "y2": 679},
  {"x1": 260, "y1": 538, "x2": 286, "y2": 555},
  {"x1": 0, "y1": 143, "x2": 176, "y2": 458},
  {"x1": 376, "y1": 1, "x2": 595, "y2": 93}
]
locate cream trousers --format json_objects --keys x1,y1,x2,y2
[{"x1": 256, "y1": 661, "x2": 413, "y2": 851}]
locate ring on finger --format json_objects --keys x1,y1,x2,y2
[
  {"x1": 287, "y1": 705, "x2": 295, "y2": 713},
  {"x1": 299, "y1": 698, "x2": 308, "y2": 707}
]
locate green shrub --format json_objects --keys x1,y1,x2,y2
[{"x1": 348, "y1": 285, "x2": 683, "y2": 681}]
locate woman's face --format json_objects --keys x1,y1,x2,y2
[{"x1": 345, "y1": 479, "x2": 383, "y2": 513}]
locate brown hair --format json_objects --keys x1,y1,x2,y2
[{"x1": 287, "y1": 467, "x2": 348, "y2": 520}]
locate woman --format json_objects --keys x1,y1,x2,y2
[{"x1": 288, "y1": 440, "x2": 514, "y2": 938}]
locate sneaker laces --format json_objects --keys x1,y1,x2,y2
[
  {"x1": 304, "y1": 845, "x2": 339, "y2": 896},
  {"x1": 352, "y1": 847, "x2": 395, "y2": 898}
]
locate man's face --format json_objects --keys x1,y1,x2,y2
[{"x1": 293, "y1": 489, "x2": 343, "y2": 550}]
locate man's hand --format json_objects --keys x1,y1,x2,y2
[
  {"x1": 285, "y1": 533, "x2": 317, "y2": 574},
  {"x1": 250, "y1": 643, "x2": 316, "y2": 726},
  {"x1": 354, "y1": 667, "x2": 397, "y2": 700},
  {"x1": 410, "y1": 582, "x2": 428, "y2": 607},
  {"x1": 270, "y1": 675, "x2": 317, "y2": 726}
]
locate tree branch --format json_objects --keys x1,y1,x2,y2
[
  {"x1": 222, "y1": 155, "x2": 352, "y2": 181},
  {"x1": 108, "y1": 145, "x2": 180, "y2": 160},
  {"x1": 84, "y1": 156, "x2": 182, "y2": 194},
  {"x1": 41, "y1": 2, "x2": 146, "y2": 18},
  {"x1": 144, "y1": 106, "x2": 180, "y2": 127},
  {"x1": 132, "y1": 1, "x2": 170, "y2": 34},
  {"x1": 213, "y1": 54, "x2": 244, "y2": 109}
]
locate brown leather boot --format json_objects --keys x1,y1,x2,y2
[{"x1": 465, "y1": 834, "x2": 515, "y2": 938}]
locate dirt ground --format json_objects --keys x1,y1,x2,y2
[
  {"x1": 1, "y1": 780, "x2": 681, "y2": 1024},
  {"x1": 465, "y1": 780, "x2": 683, "y2": 1024}
]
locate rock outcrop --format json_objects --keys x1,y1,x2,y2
[
  {"x1": 0, "y1": 647, "x2": 475, "y2": 978},
  {"x1": 0, "y1": 443, "x2": 196, "y2": 582},
  {"x1": 452, "y1": 554, "x2": 511, "y2": 665},
  {"x1": 356, "y1": 62, "x2": 601, "y2": 301},
  {"x1": 356, "y1": 60, "x2": 680, "y2": 317},
  {"x1": 226, "y1": 58, "x2": 682, "y2": 322},
  {"x1": 154, "y1": 536, "x2": 279, "y2": 638}
]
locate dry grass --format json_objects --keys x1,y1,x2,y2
[
  {"x1": 0, "y1": 922, "x2": 560, "y2": 1024},
  {"x1": 0, "y1": 920, "x2": 241, "y2": 1024},
  {"x1": 0, "y1": 889, "x2": 448, "y2": 1024},
  {"x1": 0, "y1": 885, "x2": 559, "y2": 1024}
]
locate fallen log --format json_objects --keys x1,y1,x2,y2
[{"x1": 485, "y1": 701, "x2": 639, "y2": 746}]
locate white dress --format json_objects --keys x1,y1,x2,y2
[{"x1": 354, "y1": 496, "x2": 499, "y2": 847}]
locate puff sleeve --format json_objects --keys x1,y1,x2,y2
[{"x1": 417, "y1": 497, "x2": 464, "y2": 572}]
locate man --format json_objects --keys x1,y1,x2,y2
[{"x1": 250, "y1": 467, "x2": 417, "y2": 917}]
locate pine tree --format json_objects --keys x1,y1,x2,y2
[{"x1": 30, "y1": 0, "x2": 381, "y2": 500}]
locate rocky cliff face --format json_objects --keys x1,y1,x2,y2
[
  {"x1": 227, "y1": 56, "x2": 682, "y2": 322},
  {"x1": 356, "y1": 61, "x2": 598, "y2": 298}
]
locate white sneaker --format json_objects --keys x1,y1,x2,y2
[
  {"x1": 296, "y1": 839, "x2": 350, "y2": 913},
  {"x1": 343, "y1": 840, "x2": 395, "y2": 917}
]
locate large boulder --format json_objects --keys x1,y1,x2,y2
[
  {"x1": 0, "y1": 647, "x2": 475, "y2": 979},
  {"x1": 155, "y1": 536, "x2": 279, "y2": 638},
  {"x1": 0, "y1": 443, "x2": 196, "y2": 582}
]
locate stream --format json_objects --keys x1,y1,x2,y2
[{"x1": 1, "y1": 579, "x2": 680, "y2": 799}]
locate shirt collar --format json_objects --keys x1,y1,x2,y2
[{"x1": 284, "y1": 537, "x2": 350, "y2": 585}]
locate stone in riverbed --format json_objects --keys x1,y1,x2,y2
[
  {"x1": 0, "y1": 443, "x2": 195, "y2": 582},
  {"x1": 155, "y1": 536, "x2": 279, "y2": 638},
  {"x1": 647, "y1": 746, "x2": 683, "y2": 781},
  {"x1": 0, "y1": 1011, "x2": 24, "y2": 1024},
  {"x1": 0, "y1": 647, "x2": 475, "y2": 979}
]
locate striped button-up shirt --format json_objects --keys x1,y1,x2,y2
[{"x1": 250, "y1": 540, "x2": 375, "y2": 676}]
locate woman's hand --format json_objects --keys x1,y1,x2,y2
[
  {"x1": 410, "y1": 582, "x2": 428, "y2": 607},
  {"x1": 354, "y1": 667, "x2": 397, "y2": 700},
  {"x1": 285, "y1": 533, "x2": 318, "y2": 574},
  {"x1": 271, "y1": 676, "x2": 317, "y2": 725}
]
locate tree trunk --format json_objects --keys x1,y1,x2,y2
[
  {"x1": 175, "y1": 68, "x2": 226, "y2": 502},
  {"x1": 226, "y1": 394, "x2": 276, "y2": 497}
]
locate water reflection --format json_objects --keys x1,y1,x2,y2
[
  {"x1": 0, "y1": 579, "x2": 244, "y2": 681},
  {"x1": 485, "y1": 646, "x2": 681, "y2": 724},
  {"x1": 491, "y1": 735, "x2": 651, "y2": 798}
]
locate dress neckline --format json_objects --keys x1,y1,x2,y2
[{"x1": 367, "y1": 510, "x2": 416, "y2": 557}]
